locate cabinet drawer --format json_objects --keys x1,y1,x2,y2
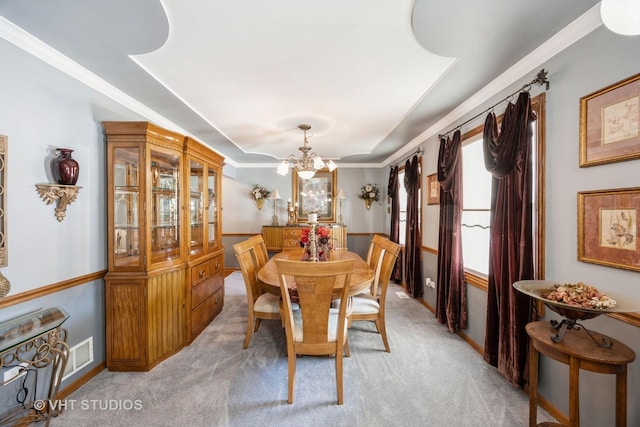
[
  {"x1": 209, "y1": 255, "x2": 223, "y2": 275},
  {"x1": 282, "y1": 228, "x2": 302, "y2": 250},
  {"x1": 191, "y1": 287, "x2": 224, "y2": 335},
  {"x1": 282, "y1": 240, "x2": 301, "y2": 250},
  {"x1": 283, "y1": 228, "x2": 302, "y2": 239},
  {"x1": 191, "y1": 261, "x2": 210, "y2": 286},
  {"x1": 192, "y1": 273, "x2": 223, "y2": 308}
]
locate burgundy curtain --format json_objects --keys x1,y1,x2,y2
[
  {"x1": 388, "y1": 166, "x2": 402, "y2": 283},
  {"x1": 482, "y1": 91, "x2": 536, "y2": 387},
  {"x1": 404, "y1": 156, "x2": 422, "y2": 298},
  {"x1": 436, "y1": 130, "x2": 467, "y2": 332}
]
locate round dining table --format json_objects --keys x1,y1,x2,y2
[{"x1": 257, "y1": 248, "x2": 374, "y2": 297}]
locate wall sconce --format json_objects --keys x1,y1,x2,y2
[
  {"x1": 336, "y1": 188, "x2": 346, "y2": 225},
  {"x1": 35, "y1": 184, "x2": 82, "y2": 222},
  {"x1": 269, "y1": 189, "x2": 281, "y2": 226}
]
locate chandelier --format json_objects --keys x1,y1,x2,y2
[{"x1": 276, "y1": 124, "x2": 337, "y2": 180}]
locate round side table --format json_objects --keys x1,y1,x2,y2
[{"x1": 526, "y1": 321, "x2": 635, "y2": 427}]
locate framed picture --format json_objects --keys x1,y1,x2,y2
[
  {"x1": 426, "y1": 173, "x2": 439, "y2": 205},
  {"x1": 292, "y1": 168, "x2": 337, "y2": 222},
  {"x1": 0, "y1": 135, "x2": 5, "y2": 268},
  {"x1": 578, "y1": 187, "x2": 640, "y2": 272},
  {"x1": 579, "y1": 72, "x2": 640, "y2": 167}
]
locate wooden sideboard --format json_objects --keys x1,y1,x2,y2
[{"x1": 262, "y1": 225, "x2": 347, "y2": 252}]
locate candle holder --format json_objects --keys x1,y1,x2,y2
[
  {"x1": 287, "y1": 201, "x2": 296, "y2": 224},
  {"x1": 307, "y1": 222, "x2": 318, "y2": 262}
]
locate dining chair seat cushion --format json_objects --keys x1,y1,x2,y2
[
  {"x1": 337, "y1": 295, "x2": 380, "y2": 315},
  {"x1": 254, "y1": 293, "x2": 281, "y2": 313},
  {"x1": 291, "y1": 308, "x2": 346, "y2": 343}
]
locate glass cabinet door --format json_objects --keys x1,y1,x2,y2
[
  {"x1": 150, "y1": 150, "x2": 181, "y2": 264},
  {"x1": 189, "y1": 159, "x2": 204, "y2": 255},
  {"x1": 207, "y1": 166, "x2": 218, "y2": 250},
  {"x1": 113, "y1": 147, "x2": 140, "y2": 267}
]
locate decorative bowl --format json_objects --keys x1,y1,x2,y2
[{"x1": 513, "y1": 280, "x2": 639, "y2": 320}]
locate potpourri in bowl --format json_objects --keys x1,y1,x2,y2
[{"x1": 513, "y1": 280, "x2": 637, "y2": 321}]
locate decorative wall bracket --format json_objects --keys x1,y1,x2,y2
[{"x1": 35, "y1": 184, "x2": 82, "y2": 222}]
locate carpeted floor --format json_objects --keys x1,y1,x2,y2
[{"x1": 49, "y1": 272, "x2": 555, "y2": 427}]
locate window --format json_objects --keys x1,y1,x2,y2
[
  {"x1": 398, "y1": 169, "x2": 407, "y2": 245},
  {"x1": 460, "y1": 94, "x2": 545, "y2": 287},
  {"x1": 396, "y1": 164, "x2": 421, "y2": 246},
  {"x1": 461, "y1": 135, "x2": 492, "y2": 275}
]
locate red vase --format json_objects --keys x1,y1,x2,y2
[{"x1": 52, "y1": 148, "x2": 79, "y2": 185}]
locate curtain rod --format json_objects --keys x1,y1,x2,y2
[
  {"x1": 390, "y1": 148, "x2": 423, "y2": 168},
  {"x1": 438, "y1": 69, "x2": 550, "y2": 140}
]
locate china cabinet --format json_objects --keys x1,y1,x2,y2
[
  {"x1": 184, "y1": 137, "x2": 225, "y2": 342},
  {"x1": 103, "y1": 122, "x2": 225, "y2": 370}
]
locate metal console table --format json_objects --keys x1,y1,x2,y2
[{"x1": 0, "y1": 307, "x2": 69, "y2": 427}]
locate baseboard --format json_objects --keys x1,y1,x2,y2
[{"x1": 224, "y1": 268, "x2": 239, "y2": 277}]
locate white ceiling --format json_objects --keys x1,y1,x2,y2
[{"x1": 0, "y1": 0, "x2": 603, "y2": 167}]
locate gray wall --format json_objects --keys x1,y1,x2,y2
[{"x1": 0, "y1": 37, "x2": 143, "y2": 389}]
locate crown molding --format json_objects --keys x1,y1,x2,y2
[{"x1": 0, "y1": 15, "x2": 190, "y2": 137}]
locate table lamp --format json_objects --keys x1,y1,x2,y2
[
  {"x1": 336, "y1": 188, "x2": 346, "y2": 225},
  {"x1": 269, "y1": 189, "x2": 281, "y2": 226}
]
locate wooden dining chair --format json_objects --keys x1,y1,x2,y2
[
  {"x1": 363, "y1": 234, "x2": 387, "y2": 297},
  {"x1": 274, "y1": 258, "x2": 355, "y2": 405},
  {"x1": 233, "y1": 235, "x2": 281, "y2": 349},
  {"x1": 343, "y1": 237, "x2": 401, "y2": 352},
  {"x1": 365, "y1": 234, "x2": 386, "y2": 266}
]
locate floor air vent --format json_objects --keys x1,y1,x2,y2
[{"x1": 62, "y1": 336, "x2": 93, "y2": 380}]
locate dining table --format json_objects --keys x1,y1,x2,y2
[{"x1": 257, "y1": 248, "x2": 374, "y2": 298}]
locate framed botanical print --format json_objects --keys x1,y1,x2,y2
[
  {"x1": 0, "y1": 134, "x2": 6, "y2": 267},
  {"x1": 292, "y1": 168, "x2": 337, "y2": 222},
  {"x1": 578, "y1": 187, "x2": 640, "y2": 272},
  {"x1": 426, "y1": 173, "x2": 439, "y2": 205},
  {"x1": 579, "y1": 72, "x2": 640, "y2": 167}
]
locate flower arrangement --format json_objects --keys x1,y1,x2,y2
[
  {"x1": 299, "y1": 225, "x2": 332, "y2": 247},
  {"x1": 299, "y1": 225, "x2": 332, "y2": 261},
  {"x1": 250, "y1": 184, "x2": 271, "y2": 200},
  {"x1": 358, "y1": 184, "x2": 380, "y2": 202}
]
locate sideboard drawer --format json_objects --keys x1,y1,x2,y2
[
  {"x1": 192, "y1": 274, "x2": 223, "y2": 308},
  {"x1": 282, "y1": 227, "x2": 302, "y2": 250},
  {"x1": 283, "y1": 228, "x2": 302, "y2": 239},
  {"x1": 191, "y1": 287, "x2": 224, "y2": 336},
  {"x1": 191, "y1": 261, "x2": 210, "y2": 286},
  {"x1": 209, "y1": 254, "x2": 223, "y2": 275}
]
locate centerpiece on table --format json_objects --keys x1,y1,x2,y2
[{"x1": 299, "y1": 224, "x2": 332, "y2": 261}]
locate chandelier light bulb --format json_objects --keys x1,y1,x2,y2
[
  {"x1": 297, "y1": 169, "x2": 316, "y2": 180},
  {"x1": 277, "y1": 161, "x2": 289, "y2": 176},
  {"x1": 313, "y1": 156, "x2": 325, "y2": 169}
]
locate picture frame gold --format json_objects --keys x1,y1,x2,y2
[
  {"x1": 579, "y1": 72, "x2": 640, "y2": 167},
  {"x1": 292, "y1": 168, "x2": 337, "y2": 222},
  {"x1": 578, "y1": 187, "x2": 640, "y2": 272},
  {"x1": 426, "y1": 173, "x2": 439, "y2": 205},
  {"x1": 0, "y1": 134, "x2": 6, "y2": 267}
]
